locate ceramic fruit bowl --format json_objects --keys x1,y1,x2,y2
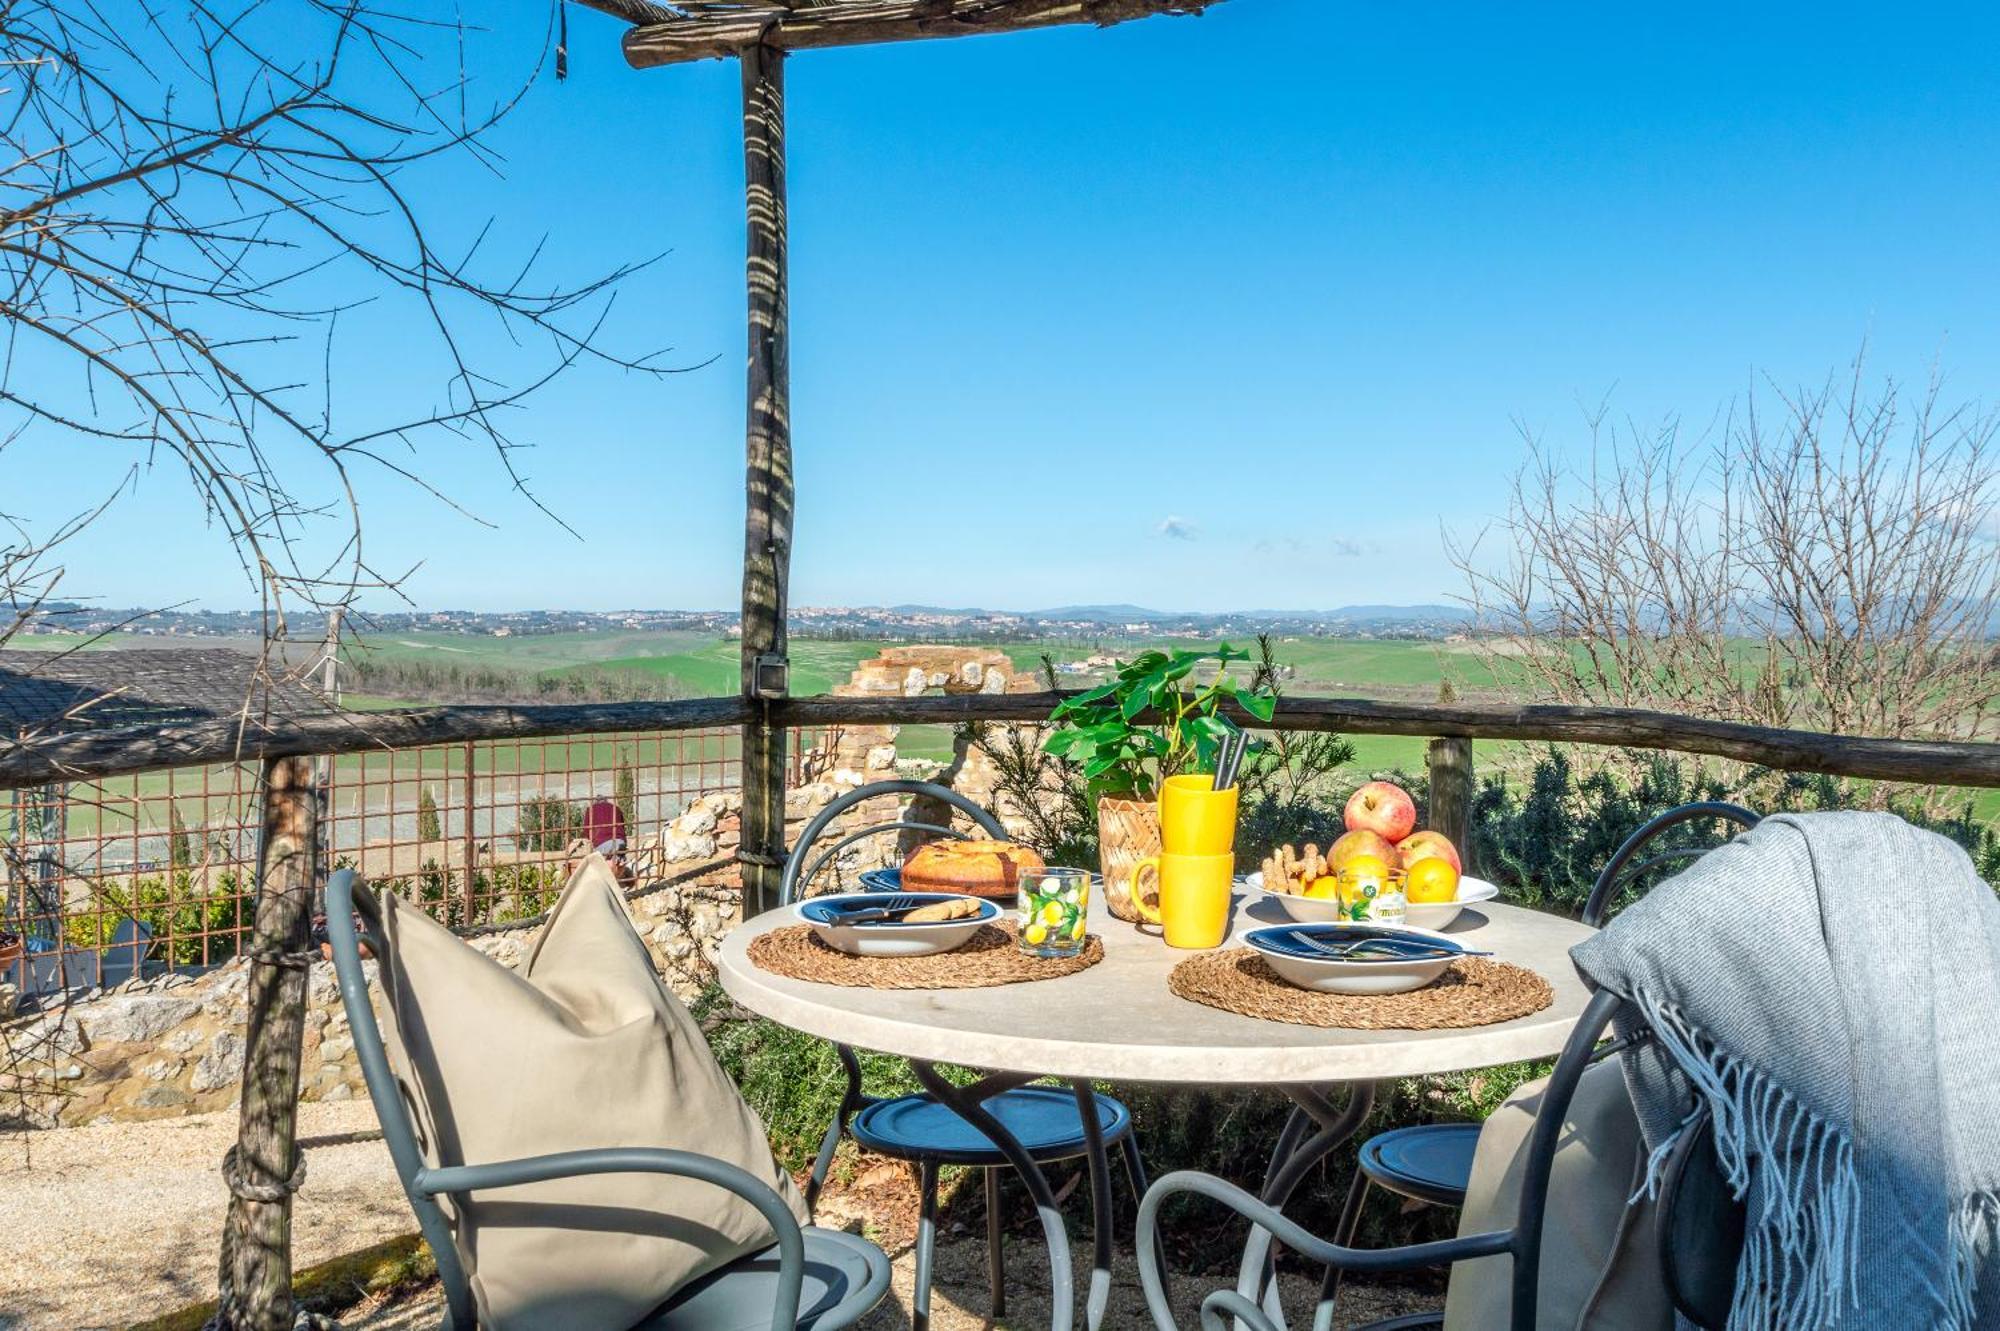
[
  {"x1": 1249, "y1": 871, "x2": 1499, "y2": 931},
  {"x1": 1243, "y1": 922, "x2": 1470, "y2": 995},
  {"x1": 796, "y1": 892, "x2": 998, "y2": 957},
  {"x1": 1403, "y1": 876, "x2": 1499, "y2": 930}
]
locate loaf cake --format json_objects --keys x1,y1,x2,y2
[{"x1": 901, "y1": 838, "x2": 1046, "y2": 900}]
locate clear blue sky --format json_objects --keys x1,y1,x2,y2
[{"x1": 15, "y1": 0, "x2": 2000, "y2": 614}]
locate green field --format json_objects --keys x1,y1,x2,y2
[{"x1": 20, "y1": 629, "x2": 1993, "y2": 822}]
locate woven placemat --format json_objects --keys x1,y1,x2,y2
[
  {"x1": 748, "y1": 922, "x2": 1103, "y2": 989},
  {"x1": 1168, "y1": 950, "x2": 1553, "y2": 1030}
]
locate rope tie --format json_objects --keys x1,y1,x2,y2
[
  {"x1": 221, "y1": 1144, "x2": 307, "y2": 1203},
  {"x1": 244, "y1": 944, "x2": 316, "y2": 970}
]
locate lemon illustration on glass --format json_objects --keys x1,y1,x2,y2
[{"x1": 1018, "y1": 867, "x2": 1091, "y2": 958}]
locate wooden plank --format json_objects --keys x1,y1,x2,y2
[
  {"x1": 0, "y1": 696, "x2": 757, "y2": 788},
  {"x1": 211, "y1": 755, "x2": 317, "y2": 1331},
  {"x1": 623, "y1": 0, "x2": 1220, "y2": 68},
  {"x1": 3, "y1": 689, "x2": 1995, "y2": 792},
  {"x1": 738, "y1": 41, "x2": 793, "y2": 919},
  {"x1": 774, "y1": 692, "x2": 2000, "y2": 788}
]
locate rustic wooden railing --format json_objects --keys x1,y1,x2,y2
[{"x1": 6, "y1": 691, "x2": 1995, "y2": 790}]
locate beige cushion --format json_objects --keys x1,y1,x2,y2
[
  {"x1": 375, "y1": 855, "x2": 807, "y2": 1331},
  {"x1": 1442, "y1": 1059, "x2": 1671, "y2": 1331}
]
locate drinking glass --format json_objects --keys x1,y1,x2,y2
[
  {"x1": 1018, "y1": 866, "x2": 1092, "y2": 958},
  {"x1": 1338, "y1": 864, "x2": 1407, "y2": 925}
]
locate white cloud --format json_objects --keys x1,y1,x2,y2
[{"x1": 1158, "y1": 515, "x2": 1200, "y2": 541}]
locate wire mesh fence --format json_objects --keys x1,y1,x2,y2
[{"x1": 0, "y1": 726, "x2": 835, "y2": 992}]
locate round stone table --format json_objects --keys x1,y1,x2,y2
[{"x1": 718, "y1": 890, "x2": 1598, "y2": 1330}]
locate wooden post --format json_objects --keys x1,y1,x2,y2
[
  {"x1": 213, "y1": 754, "x2": 318, "y2": 1331},
  {"x1": 1425, "y1": 736, "x2": 1475, "y2": 876},
  {"x1": 1425, "y1": 680, "x2": 1476, "y2": 877},
  {"x1": 738, "y1": 40, "x2": 793, "y2": 919}
]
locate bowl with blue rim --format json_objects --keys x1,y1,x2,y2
[
  {"x1": 1244, "y1": 922, "x2": 1475, "y2": 995},
  {"x1": 796, "y1": 891, "x2": 999, "y2": 958}
]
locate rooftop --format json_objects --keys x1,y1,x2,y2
[{"x1": 0, "y1": 648, "x2": 338, "y2": 738}]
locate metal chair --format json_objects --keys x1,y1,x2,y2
[
  {"x1": 1145, "y1": 801, "x2": 1760, "y2": 1331},
  {"x1": 324, "y1": 869, "x2": 891, "y2": 1331},
  {"x1": 783, "y1": 779, "x2": 1151, "y2": 1330},
  {"x1": 1329, "y1": 803, "x2": 1762, "y2": 1253}
]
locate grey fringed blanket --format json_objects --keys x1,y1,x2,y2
[{"x1": 1570, "y1": 811, "x2": 2000, "y2": 1330}]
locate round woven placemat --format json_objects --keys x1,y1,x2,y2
[
  {"x1": 748, "y1": 922, "x2": 1103, "y2": 989},
  {"x1": 1168, "y1": 951, "x2": 1553, "y2": 1030}
]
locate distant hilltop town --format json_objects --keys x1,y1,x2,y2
[{"x1": 13, "y1": 601, "x2": 1480, "y2": 643}]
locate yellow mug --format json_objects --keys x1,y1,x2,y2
[
  {"x1": 1159, "y1": 773, "x2": 1239, "y2": 856},
  {"x1": 1127, "y1": 851, "x2": 1234, "y2": 949}
]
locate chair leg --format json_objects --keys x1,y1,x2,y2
[
  {"x1": 1121, "y1": 1134, "x2": 1171, "y2": 1302},
  {"x1": 1313, "y1": 1169, "x2": 1372, "y2": 1330},
  {"x1": 914, "y1": 1160, "x2": 939, "y2": 1331},
  {"x1": 1120, "y1": 1132, "x2": 1151, "y2": 1199},
  {"x1": 984, "y1": 1166, "x2": 1007, "y2": 1319},
  {"x1": 805, "y1": 1114, "x2": 844, "y2": 1214}
]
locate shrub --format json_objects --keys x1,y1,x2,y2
[
  {"x1": 417, "y1": 786, "x2": 442, "y2": 843},
  {"x1": 65, "y1": 869, "x2": 252, "y2": 966},
  {"x1": 615, "y1": 756, "x2": 637, "y2": 834},
  {"x1": 512, "y1": 796, "x2": 587, "y2": 852}
]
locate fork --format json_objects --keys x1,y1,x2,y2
[
  {"x1": 1286, "y1": 930, "x2": 1489, "y2": 960},
  {"x1": 833, "y1": 895, "x2": 930, "y2": 925}
]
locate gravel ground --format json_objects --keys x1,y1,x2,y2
[
  {"x1": 2, "y1": 1105, "x2": 1436, "y2": 1331},
  {"x1": 0, "y1": 1101, "x2": 404, "y2": 1331},
  {"x1": 347, "y1": 1233, "x2": 1437, "y2": 1330}
]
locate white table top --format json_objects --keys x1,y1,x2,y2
[{"x1": 718, "y1": 890, "x2": 1599, "y2": 1085}]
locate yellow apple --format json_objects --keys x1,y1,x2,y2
[{"x1": 1327, "y1": 828, "x2": 1400, "y2": 873}]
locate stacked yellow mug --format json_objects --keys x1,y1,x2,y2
[{"x1": 1127, "y1": 773, "x2": 1238, "y2": 948}]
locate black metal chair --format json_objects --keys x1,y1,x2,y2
[
  {"x1": 782, "y1": 779, "x2": 1150, "y2": 1330},
  {"x1": 1143, "y1": 801, "x2": 1760, "y2": 1331},
  {"x1": 324, "y1": 869, "x2": 892, "y2": 1331}
]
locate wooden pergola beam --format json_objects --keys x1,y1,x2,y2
[{"x1": 620, "y1": 0, "x2": 1221, "y2": 69}]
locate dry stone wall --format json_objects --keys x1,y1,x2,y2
[{"x1": 1, "y1": 869, "x2": 744, "y2": 1129}]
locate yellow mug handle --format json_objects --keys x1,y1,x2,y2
[{"x1": 1127, "y1": 856, "x2": 1163, "y2": 926}]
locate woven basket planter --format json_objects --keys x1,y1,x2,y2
[{"x1": 1096, "y1": 795, "x2": 1161, "y2": 923}]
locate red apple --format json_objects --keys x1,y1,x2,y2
[
  {"x1": 1345, "y1": 781, "x2": 1417, "y2": 842},
  {"x1": 1397, "y1": 830, "x2": 1462, "y2": 876},
  {"x1": 1327, "y1": 828, "x2": 1400, "y2": 873}
]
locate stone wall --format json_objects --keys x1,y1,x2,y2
[
  {"x1": 1, "y1": 867, "x2": 744, "y2": 1129},
  {"x1": 0, "y1": 646, "x2": 1042, "y2": 1130}
]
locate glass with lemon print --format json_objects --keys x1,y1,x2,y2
[{"x1": 1018, "y1": 867, "x2": 1092, "y2": 958}]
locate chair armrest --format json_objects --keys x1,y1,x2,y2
[
  {"x1": 416, "y1": 1148, "x2": 807, "y2": 1328},
  {"x1": 1137, "y1": 1170, "x2": 1513, "y2": 1330}
]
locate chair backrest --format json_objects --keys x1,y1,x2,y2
[
  {"x1": 779, "y1": 779, "x2": 1007, "y2": 904},
  {"x1": 1508, "y1": 801, "x2": 1759, "y2": 1329},
  {"x1": 324, "y1": 869, "x2": 482, "y2": 1330}
]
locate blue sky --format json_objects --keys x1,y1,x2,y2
[{"x1": 14, "y1": 0, "x2": 2000, "y2": 614}]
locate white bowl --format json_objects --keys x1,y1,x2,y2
[
  {"x1": 795, "y1": 893, "x2": 998, "y2": 958},
  {"x1": 1405, "y1": 876, "x2": 1499, "y2": 931},
  {"x1": 1243, "y1": 922, "x2": 1466, "y2": 995},
  {"x1": 1247, "y1": 871, "x2": 1500, "y2": 932}
]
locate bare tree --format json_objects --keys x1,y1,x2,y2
[
  {"x1": 1, "y1": 0, "x2": 671, "y2": 667},
  {"x1": 3, "y1": 4, "x2": 673, "y2": 1325},
  {"x1": 1454, "y1": 361, "x2": 1999, "y2": 806}
]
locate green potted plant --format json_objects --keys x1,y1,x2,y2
[{"x1": 1044, "y1": 645, "x2": 1276, "y2": 920}]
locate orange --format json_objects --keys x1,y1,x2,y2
[
  {"x1": 1340, "y1": 854, "x2": 1393, "y2": 884},
  {"x1": 1304, "y1": 875, "x2": 1342, "y2": 900},
  {"x1": 1405, "y1": 857, "x2": 1460, "y2": 904}
]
